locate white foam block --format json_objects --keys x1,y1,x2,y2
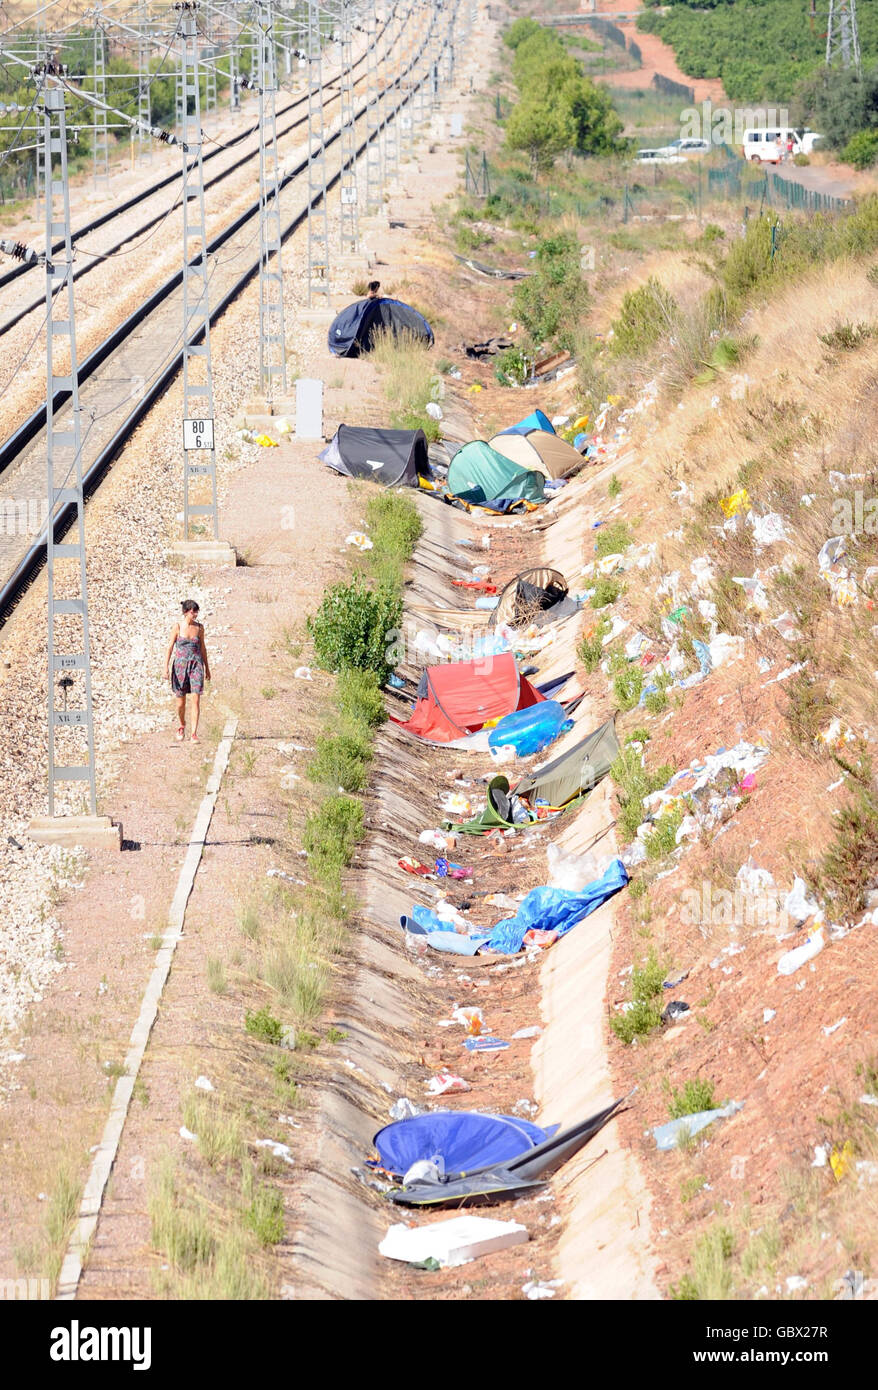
[{"x1": 379, "y1": 1216, "x2": 529, "y2": 1267}]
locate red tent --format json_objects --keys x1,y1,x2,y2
[{"x1": 396, "y1": 652, "x2": 544, "y2": 743}]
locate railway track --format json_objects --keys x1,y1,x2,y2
[
  {"x1": 0, "y1": 5, "x2": 456, "y2": 625},
  {"x1": 0, "y1": 14, "x2": 394, "y2": 340}
]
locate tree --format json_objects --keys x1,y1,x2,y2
[
  {"x1": 505, "y1": 95, "x2": 577, "y2": 175},
  {"x1": 503, "y1": 17, "x2": 542, "y2": 50}
]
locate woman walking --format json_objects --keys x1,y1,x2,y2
[{"x1": 164, "y1": 599, "x2": 211, "y2": 742}]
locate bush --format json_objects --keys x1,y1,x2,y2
[
  {"x1": 667, "y1": 1077, "x2": 717, "y2": 1118},
  {"x1": 644, "y1": 803, "x2": 684, "y2": 859},
  {"x1": 595, "y1": 520, "x2": 633, "y2": 557},
  {"x1": 303, "y1": 795, "x2": 365, "y2": 884},
  {"x1": 610, "y1": 949, "x2": 666, "y2": 1044},
  {"x1": 578, "y1": 616, "x2": 610, "y2": 673},
  {"x1": 512, "y1": 232, "x2": 590, "y2": 350},
  {"x1": 842, "y1": 129, "x2": 878, "y2": 169},
  {"x1": 307, "y1": 731, "x2": 371, "y2": 792},
  {"x1": 244, "y1": 1184, "x2": 285, "y2": 1246},
  {"x1": 613, "y1": 666, "x2": 643, "y2": 712},
  {"x1": 610, "y1": 277, "x2": 678, "y2": 357},
  {"x1": 245, "y1": 1007, "x2": 283, "y2": 1046},
  {"x1": 336, "y1": 669, "x2": 386, "y2": 728},
  {"x1": 494, "y1": 346, "x2": 530, "y2": 386},
  {"x1": 590, "y1": 576, "x2": 621, "y2": 608},
  {"x1": 307, "y1": 576, "x2": 401, "y2": 682},
  {"x1": 611, "y1": 745, "x2": 674, "y2": 841}
]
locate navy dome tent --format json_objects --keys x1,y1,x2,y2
[
  {"x1": 320, "y1": 424, "x2": 429, "y2": 487},
  {"x1": 328, "y1": 296, "x2": 434, "y2": 358},
  {"x1": 372, "y1": 1110, "x2": 553, "y2": 1177}
]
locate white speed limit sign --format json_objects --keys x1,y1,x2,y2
[{"x1": 183, "y1": 418, "x2": 215, "y2": 450}]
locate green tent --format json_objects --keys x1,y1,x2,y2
[
  {"x1": 447, "y1": 441, "x2": 546, "y2": 507},
  {"x1": 445, "y1": 775, "x2": 516, "y2": 836},
  {"x1": 514, "y1": 716, "x2": 619, "y2": 809}
]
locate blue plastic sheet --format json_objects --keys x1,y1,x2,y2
[{"x1": 487, "y1": 858, "x2": 629, "y2": 955}]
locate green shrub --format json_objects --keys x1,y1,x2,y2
[
  {"x1": 610, "y1": 277, "x2": 677, "y2": 357},
  {"x1": 245, "y1": 1007, "x2": 283, "y2": 1046},
  {"x1": 494, "y1": 346, "x2": 530, "y2": 386},
  {"x1": 611, "y1": 745, "x2": 674, "y2": 841},
  {"x1": 365, "y1": 491, "x2": 422, "y2": 565},
  {"x1": 336, "y1": 669, "x2": 386, "y2": 728},
  {"x1": 667, "y1": 1077, "x2": 717, "y2": 1119},
  {"x1": 613, "y1": 666, "x2": 643, "y2": 712},
  {"x1": 578, "y1": 616, "x2": 609, "y2": 673},
  {"x1": 307, "y1": 731, "x2": 371, "y2": 792},
  {"x1": 307, "y1": 576, "x2": 401, "y2": 682},
  {"x1": 303, "y1": 795, "x2": 365, "y2": 884},
  {"x1": 590, "y1": 576, "x2": 621, "y2": 609},
  {"x1": 595, "y1": 521, "x2": 633, "y2": 557},
  {"x1": 608, "y1": 474, "x2": 621, "y2": 499},
  {"x1": 842, "y1": 129, "x2": 878, "y2": 170},
  {"x1": 610, "y1": 948, "x2": 666, "y2": 1044},
  {"x1": 244, "y1": 1184, "x2": 285, "y2": 1246},
  {"x1": 644, "y1": 803, "x2": 684, "y2": 859},
  {"x1": 512, "y1": 232, "x2": 590, "y2": 349},
  {"x1": 819, "y1": 320, "x2": 876, "y2": 351}
]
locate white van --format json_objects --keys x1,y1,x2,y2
[{"x1": 741, "y1": 128, "x2": 823, "y2": 163}]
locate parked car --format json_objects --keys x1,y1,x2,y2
[
  {"x1": 741, "y1": 128, "x2": 823, "y2": 163},
  {"x1": 662, "y1": 137, "x2": 712, "y2": 156},
  {"x1": 633, "y1": 148, "x2": 687, "y2": 165}
]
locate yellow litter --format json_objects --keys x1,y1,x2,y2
[
  {"x1": 254, "y1": 433, "x2": 279, "y2": 447},
  {"x1": 830, "y1": 1141, "x2": 855, "y2": 1182},
  {"x1": 719, "y1": 487, "x2": 750, "y2": 518}
]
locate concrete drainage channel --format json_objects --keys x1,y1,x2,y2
[{"x1": 293, "y1": 457, "x2": 660, "y2": 1300}]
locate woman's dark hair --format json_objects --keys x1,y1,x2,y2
[
  {"x1": 368, "y1": 280, "x2": 380, "y2": 293},
  {"x1": 181, "y1": 599, "x2": 200, "y2": 614}
]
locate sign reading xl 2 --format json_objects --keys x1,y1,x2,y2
[{"x1": 183, "y1": 418, "x2": 215, "y2": 451}]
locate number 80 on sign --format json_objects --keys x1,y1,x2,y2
[{"x1": 183, "y1": 418, "x2": 215, "y2": 451}]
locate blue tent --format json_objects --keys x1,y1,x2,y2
[
  {"x1": 328, "y1": 297, "x2": 434, "y2": 358},
  {"x1": 372, "y1": 1111, "x2": 553, "y2": 1177},
  {"x1": 497, "y1": 409, "x2": 555, "y2": 437},
  {"x1": 487, "y1": 858, "x2": 629, "y2": 955}
]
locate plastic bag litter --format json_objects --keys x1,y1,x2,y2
[
  {"x1": 708, "y1": 634, "x2": 745, "y2": 668},
  {"x1": 345, "y1": 532, "x2": 373, "y2": 551},
  {"x1": 403, "y1": 1158, "x2": 441, "y2": 1185},
  {"x1": 736, "y1": 859, "x2": 776, "y2": 895},
  {"x1": 719, "y1": 488, "x2": 749, "y2": 518},
  {"x1": 784, "y1": 876, "x2": 818, "y2": 924},
  {"x1": 733, "y1": 575, "x2": 770, "y2": 613},
  {"x1": 772, "y1": 610, "x2": 802, "y2": 642},
  {"x1": 653, "y1": 1100, "x2": 743, "y2": 1151},
  {"x1": 294, "y1": 666, "x2": 313, "y2": 680},
  {"x1": 778, "y1": 927, "x2": 825, "y2": 976},
  {"x1": 254, "y1": 433, "x2": 279, "y2": 447},
  {"x1": 425, "y1": 1070, "x2": 471, "y2": 1097},
  {"x1": 390, "y1": 1097, "x2": 424, "y2": 1121},
  {"x1": 749, "y1": 511, "x2": 789, "y2": 546},
  {"x1": 546, "y1": 842, "x2": 609, "y2": 892},
  {"x1": 425, "y1": 401, "x2": 443, "y2": 420}
]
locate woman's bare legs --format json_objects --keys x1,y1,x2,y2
[
  {"x1": 175, "y1": 694, "x2": 186, "y2": 732},
  {"x1": 190, "y1": 692, "x2": 201, "y2": 740}
]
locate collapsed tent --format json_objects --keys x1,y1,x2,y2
[
  {"x1": 328, "y1": 297, "x2": 434, "y2": 358},
  {"x1": 446, "y1": 441, "x2": 545, "y2": 509},
  {"x1": 514, "y1": 715, "x2": 620, "y2": 809},
  {"x1": 486, "y1": 858, "x2": 628, "y2": 954},
  {"x1": 395, "y1": 651, "x2": 544, "y2": 744},
  {"x1": 489, "y1": 429, "x2": 583, "y2": 480},
  {"x1": 390, "y1": 1098, "x2": 627, "y2": 1207},
  {"x1": 320, "y1": 424, "x2": 429, "y2": 487},
  {"x1": 497, "y1": 410, "x2": 555, "y2": 437},
  {"x1": 488, "y1": 568, "x2": 575, "y2": 631},
  {"x1": 372, "y1": 1111, "x2": 554, "y2": 1178}
]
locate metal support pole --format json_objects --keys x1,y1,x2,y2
[
  {"x1": 364, "y1": 8, "x2": 383, "y2": 215},
  {"x1": 137, "y1": 0, "x2": 152, "y2": 166},
  {"x1": 178, "y1": 4, "x2": 219, "y2": 541},
  {"x1": 382, "y1": 1, "x2": 400, "y2": 186},
  {"x1": 256, "y1": 1, "x2": 287, "y2": 402},
  {"x1": 35, "y1": 19, "x2": 48, "y2": 215},
  {"x1": 338, "y1": 0, "x2": 359, "y2": 253},
  {"x1": 306, "y1": 0, "x2": 330, "y2": 303},
  {"x1": 91, "y1": 11, "x2": 110, "y2": 188},
  {"x1": 42, "y1": 83, "x2": 98, "y2": 819}
]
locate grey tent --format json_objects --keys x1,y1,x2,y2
[
  {"x1": 514, "y1": 715, "x2": 619, "y2": 809},
  {"x1": 320, "y1": 424, "x2": 429, "y2": 487}
]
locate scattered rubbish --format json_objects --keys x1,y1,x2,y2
[
  {"x1": 778, "y1": 927, "x2": 825, "y2": 976},
  {"x1": 403, "y1": 1159, "x2": 441, "y2": 1185},
  {"x1": 345, "y1": 532, "x2": 373, "y2": 551},
  {"x1": 653, "y1": 1100, "x2": 743, "y2": 1151},
  {"x1": 253, "y1": 433, "x2": 279, "y2": 447},
  {"x1": 523, "y1": 1279, "x2": 562, "y2": 1300},
  {"x1": 425, "y1": 1070, "x2": 471, "y2": 1097},
  {"x1": 511, "y1": 1026, "x2": 542, "y2": 1040},
  {"x1": 663, "y1": 969, "x2": 690, "y2": 990},
  {"x1": 763, "y1": 1008, "x2": 776, "y2": 1023},
  {"x1": 546, "y1": 843, "x2": 608, "y2": 892},
  {"x1": 719, "y1": 488, "x2": 750, "y2": 518},
  {"x1": 194, "y1": 1075, "x2": 214, "y2": 1092},
  {"x1": 812, "y1": 1145, "x2": 829, "y2": 1168},
  {"x1": 254, "y1": 1138, "x2": 295, "y2": 1165},
  {"x1": 425, "y1": 401, "x2": 443, "y2": 420},
  {"x1": 179, "y1": 1126, "x2": 197, "y2": 1142},
  {"x1": 463, "y1": 1036, "x2": 509, "y2": 1052},
  {"x1": 389, "y1": 1098, "x2": 424, "y2": 1121},
  {"x1": 749, "y1": 512, "x2": 789, "y2": 546},
  {"x1": 294, "y1": 666, "x2": 313, "y2": 680},
  {"x1": 785, "y1": 1275, "x2": 808, "y2": 1293},
  {"x1": 512, "y1": 1098, "x2": 539, "y2": 1118},
  {"x1": 856, "y1": 1161, "x2": 878, "y2": 1185},
  {"x1": 830, "y1": 1141, "x2": 854, "y2": 1182},
  {"x1": 661, "y1": 1001, "x2": 690, "y2": 1023},
  {"x1": 784, "y1": 877, "x2": 818, "y2": 923},
  {"x1": 822, "y1": 1017, "x2": 847, "y2": 1037},
  {"x1": 379, "y1": 1216, "x2": 529, "y2": 1267},
  {"x1": 488, "y1": 701, "x2": 571, "y2": 758}
]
